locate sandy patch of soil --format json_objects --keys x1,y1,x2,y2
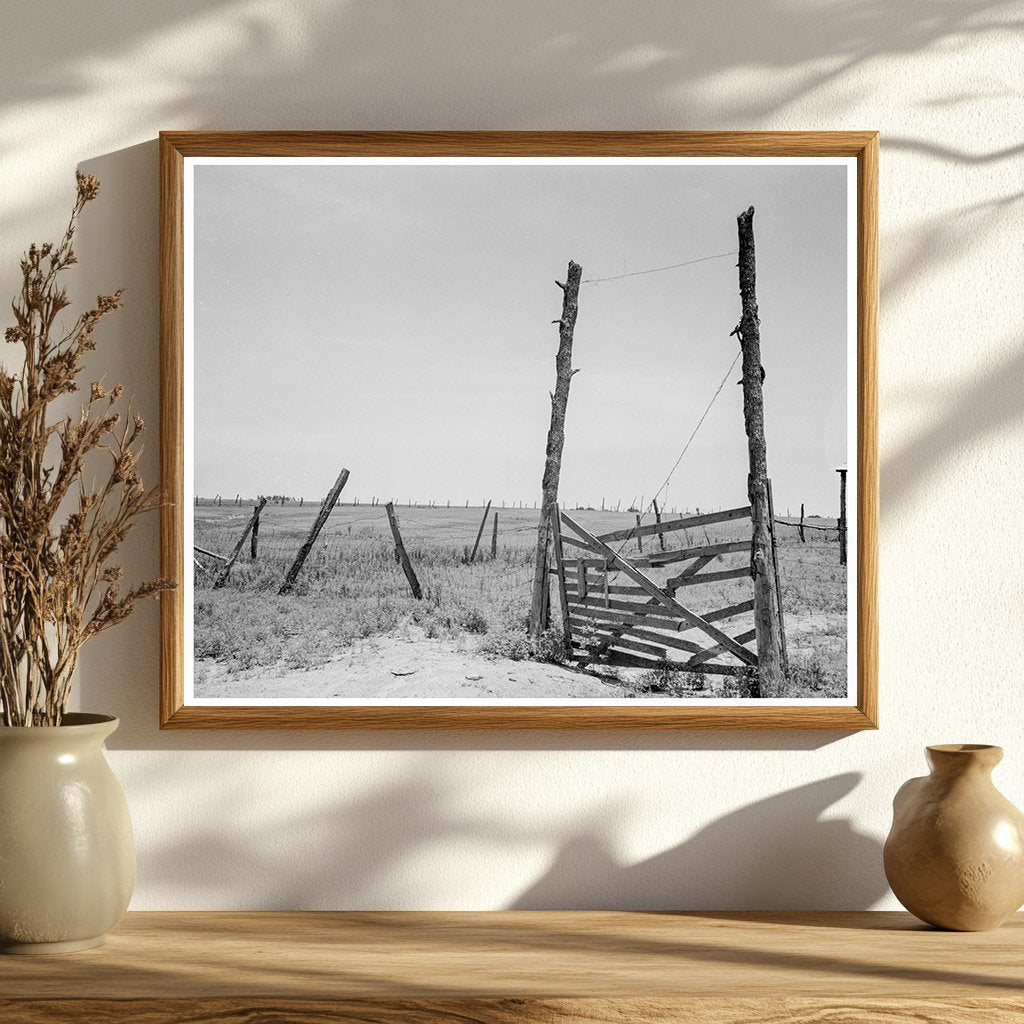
[{"x1": 194, "y1": 631, "x2": 626, "y2": 700}]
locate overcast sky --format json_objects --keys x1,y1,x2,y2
[{"x1": 192, "y1": 159, "x2": 849, "y2": 515}]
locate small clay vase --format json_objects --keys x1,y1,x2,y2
[{"x1": 884, "y1": 744, "x2": 1024, "y2": 931}]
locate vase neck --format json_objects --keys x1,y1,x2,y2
[{"x1": 926, "y1": 743, "x2": 1002, "y2": 780}]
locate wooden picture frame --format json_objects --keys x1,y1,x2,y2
[{"x1": 160, "y1": 131, "x2": 877, "y2": 730}]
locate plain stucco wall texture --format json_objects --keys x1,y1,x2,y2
[{"x1": 0, "y1": 1, "x2": 1021, "y2": 910}]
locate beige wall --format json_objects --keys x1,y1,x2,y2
[{"x1": 1, "y1": 0, "x2": 1020, "y2": 909}]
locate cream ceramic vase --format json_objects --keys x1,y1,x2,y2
[
  {"x1": 884, "y1": 744, "x2": 1024, "y2": 931},
  {"x1": 0, "y1": 713, "x2": 135, "y2": 953}
]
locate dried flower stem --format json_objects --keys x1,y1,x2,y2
[{"x1": 0, "y1": 173, "x2": 172, "y2": 726}]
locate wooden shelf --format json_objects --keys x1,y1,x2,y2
[{"x1": 0, "y1": 911, "x2": 1021, "y2": 1022}]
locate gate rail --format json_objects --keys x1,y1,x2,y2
[{"x1": 550, "y1": 505, "x2": 772, "y2": 677}]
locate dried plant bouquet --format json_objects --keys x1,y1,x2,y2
[{"x1": 0, "y1": 174, "x2": 169, "y2": 726}]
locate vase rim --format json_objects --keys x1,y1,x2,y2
[
  {"x1": 0, "y1": 713, "x2": 118, "y2": 734},
  {"x1": 927, "y1": 743, "x2": 1001, "y2": 754}
]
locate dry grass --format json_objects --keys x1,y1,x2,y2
[{"x1": 194, "y1": 502, "x2": 847, "y2": 698}]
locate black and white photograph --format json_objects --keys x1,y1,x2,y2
[{"x1": 181, "y1": 152, "x2": 860, "y2": 710}]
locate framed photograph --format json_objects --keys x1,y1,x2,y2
[{"x1": 160, "y1": 131, "x2": 877, "y2": 729}]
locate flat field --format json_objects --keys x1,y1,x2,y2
[{"x1": 192, "y1": 502, "x2": 846, "y2": 700}]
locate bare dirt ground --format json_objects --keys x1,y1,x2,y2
[{"x1": 194, "y1": 629, "x2": 626, "y2": 700}]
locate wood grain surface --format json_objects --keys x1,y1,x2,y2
[
  {"x1": 4, "y1": 997, "x2": 1024, "y2": 1024},
  {"x1": 160, "y1": 130, "x2": 879, "y2": 730},
  {"x1": 0, "y1": 911, "x2": 1020, "y2": 996},
  {"x1": 0, "y1": 911, "x2": 1019, "y2": 1023}
]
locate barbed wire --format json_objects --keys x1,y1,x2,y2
[
  {"x1": 773, "y1": 519, "x2": 839, "y2": 534},
  {"x1": 581, "y1": 249, "x2": 738, "y2": 286},
  {"x1": 596, "y1": 348, "x2": 743, "y2": 585}
]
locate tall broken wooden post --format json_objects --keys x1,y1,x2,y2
[
  {"x1": 836, "y1": 467, "x2": 848, "y2": 565},
  {"x1": 529, "y1": 260, "x2": 582, "y2": 638},
  {"x1": 279, "y1": 468, "x2": 349, "y2": 595},
  {"x1": 736, "y1": 208, "x2": 786, "y2": 697}
]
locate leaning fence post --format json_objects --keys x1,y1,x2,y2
[
  {"x1": 470, "y1": 500, "x2": 492, "y2": 562},
  {"x1": 279, "y1": 469, "x2": 349, "y2": 595},
  {"x1": 385, "y1": 502, "x2": 422, "y2": 599},
  {"x1": 214, "y1": 497, "x2": 268, "y2": 589}
]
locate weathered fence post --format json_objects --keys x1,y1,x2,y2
[
  {"x1": 837, "y1": 467, "x2": 848, "y2": 565},
  {"x1": 214, "y1": 497, "x2": 268, "y2": 589},
  {"x1": 736, "y1": 206, "x2": 786, "y2": 698},
  {"x1": 279, "y1": 468, "x2": 349, "y2": 595},
  {"x1": 491, "y1": 510, "x2": 498, "y2": 559},
  {"x1": 766, "y1": 478, "x2": 788, "y2": 673},
  {"x1": 469, "y1": 500, "x2": 492, "y2": 562},
  {"x1": 249, "y1": 500, "x2": 262, "y2": 560},
  {"x1": 385, "y1": 502, "x2": 422, "y2": 599},
  {"x1": 652, "y1": 498, "x2": 666, "y2": 551},
  {"x1": 635, "y1": 514, "x2": 643, "y2": 553},
  {"x1": 549, "y1": 504, "x2": 572, "y2": 651},
  {"x1": 799, "y1": 502, "x2": 806, "y2": 543},
  {"x1": 529, "y1": 260, "x2": 582, "y2": 637}
]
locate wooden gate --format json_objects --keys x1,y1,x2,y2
[{"x1": 550, "y1": 505, "x2": 783, "y2": 679}]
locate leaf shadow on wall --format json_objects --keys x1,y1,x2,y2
[
  {"x1": 0, "y1": 0, "x2": 1014, "y2": 167},
  {"x1": 882, "y1": 335, "x2": 1024, "y2": 512},
  {"x1": 130, "y1": 759, "x2": 886, "y2": 911},
  {"x1": 511, "y1": 773, "x2": 887, "y2": 910}
]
